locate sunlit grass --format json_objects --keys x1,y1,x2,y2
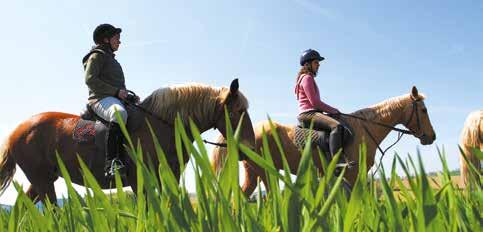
[{"x1": 0, "y1": 114, "x2": 480, "y2": 231}]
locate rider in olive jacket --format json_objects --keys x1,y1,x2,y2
[{"x1": 82, "y1": 23, "x2": 134, "y2": 178}]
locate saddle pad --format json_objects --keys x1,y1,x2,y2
[
  {"x1": 73, "y1": 119, "x2": 97, "y2": 143},
  {"x1": 72, "y1": 119, "x2": 108, "y2": 148},
  {"x1": 293, "y1": 126, "x2": 326, "y2": 150}
]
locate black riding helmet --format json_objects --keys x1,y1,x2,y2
[
  {"x1": 300, "y1": 49, "x2": 325, "y2": 66},
  {"x1": 93, "y1": 24, "x2": 122, "y2": 44}
]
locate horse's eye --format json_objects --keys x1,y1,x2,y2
[
  {"x1": 422, "y1": 108, "x2": 427, "y2": 114},
  {"x1": 229, "y1": 112, "x2": 234, "y2": 118}
]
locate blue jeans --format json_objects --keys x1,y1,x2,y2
[{"x1": 91, "y1": 97, "x2": 128, "y2": 124}]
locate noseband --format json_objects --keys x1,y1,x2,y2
[{"x1": 405, "y1": 99, "x2": 425, "y2": 138}]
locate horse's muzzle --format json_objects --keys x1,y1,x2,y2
[{"x1": 420, "y1": 133, "x2": 435, "y2": 145}]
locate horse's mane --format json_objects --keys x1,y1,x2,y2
[
  {"x1": 140, "y1": 83, "x2": 248, "y2": 125},
  {"x1": 460, "y1": 110, "x2": 483, "y2": 147},
  {"x1": 351, "y1": 93, "x2": 426, "y2": 121}
]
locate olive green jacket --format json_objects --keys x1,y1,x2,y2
[{"x1": 83, "y1": 45, "x2": 126, "y2": 104}]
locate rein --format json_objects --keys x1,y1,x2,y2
[
  {"x1": 339, "y1": 100, "x2": 423, "y2": 175},
  {"x1": 339, "y1": 113, "x2": 413, "y2": 135},
  {"x1": 202, "y1": 139, "x2": 228, "y2": 147}
]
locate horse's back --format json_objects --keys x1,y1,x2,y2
[
  {"x1": 254, "y1": 120, "x2": 293, "y2": 137},
  {"x1": 253, "y1": 120, "x2": 298, "y2": 153},
  {"x1": 7, "y1": 112, "x2": 77, "y2": 143}
]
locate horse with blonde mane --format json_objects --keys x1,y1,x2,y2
[
  {"x1": 212, "y1": 86, "x2": 436, "y2": 197},
  {"x1": 459, "y1": 109, "x2": 482, "y2": 187},
  {"x1": 0, "y1": 79, "x2": 255, "y2": 204}
]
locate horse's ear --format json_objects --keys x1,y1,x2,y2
[
  {"x1": 411, "y1": 86, "x2": 419, "y2": 100},
  {"x1": 230, "y1": 78, "x2": 239, "y2": 95}
]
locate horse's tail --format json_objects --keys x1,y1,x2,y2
[
  {"x1": 459, "y1": 110, "x2": 482, "y2": 187},
  {"x1": 0, "y1": 139, "x2": 16, "y2": 195},
  {"x1": 211, "y1": 135, "x2": 228, "y2": 175}
]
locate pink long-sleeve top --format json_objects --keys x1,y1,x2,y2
[{"x1": 295, "y1": 74, "x2": 338, "y2": 114}]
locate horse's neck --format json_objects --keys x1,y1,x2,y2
[
  {"x1": 140, "y1": 89, "x2": 218, "y2": 133},
  {"x1": 354, "y1": 100, "x2": 406, "y2": 148}
]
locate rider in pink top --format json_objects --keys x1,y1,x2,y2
[
  {"x1": 296, "y1": 74, "x2": 339, "y2": 114},
  {"x1": 295, "y1": 49, "x2": 352, "y2": 159}
]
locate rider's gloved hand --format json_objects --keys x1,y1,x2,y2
[{"x1": 117, "y1": 89, "x2": 129, "y2": 100}]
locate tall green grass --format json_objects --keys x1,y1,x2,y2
[{"x1": 0, "y1": 114, "x2": 480, "y2": 231}]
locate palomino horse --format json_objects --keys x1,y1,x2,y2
[
  {"x1": 0, "y1": 79, "x2": 255, "y2": 203},
  {"x1": 459, "y1": 109, "x2": 482, "y2": 187},
  {"x1": 212, "y1": 86, "x2": 436, "y2": 197}
]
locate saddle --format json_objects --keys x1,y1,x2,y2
[
  {"x1": 293, "y1": 120, "x2": 354, "y2": 163},
  {"x1": 73, "y1": 103, "x2": 145, "y2": 158}
]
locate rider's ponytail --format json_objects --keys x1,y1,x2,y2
[{"x1": 295, "y1": 65, "x2": 314, "y2": 99}]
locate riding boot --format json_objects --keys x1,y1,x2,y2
[
  {"x1": 329, "y1": 125, "x2": 346, "y2": 176},
  {"x1": 104, "y1": 122, "x2": 126, "y2": 178}
]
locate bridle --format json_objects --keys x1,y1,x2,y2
[
  {"x1": 340, "y1": 98, "x2": 426, "y2": 175},
  {"x1": 203, "y1": 101, "x2": 230, "y2": 148}
]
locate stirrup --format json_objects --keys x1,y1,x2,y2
[
  {"x1": 105, "y1": 158, "x2": 126, "y2": 178},
  {"x1": 335, "y1": 160, "x2": 356, "y2": 169}
]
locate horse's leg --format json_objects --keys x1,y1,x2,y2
[
  {"x1": 25, "y1": 185, "x2": 40, "y2": 203},
  {"x1": 127, "y1": 165, "x2": 138, "y2": 194},
  {"x1": 171, "y1": 160, "x2": 182, "y2": 182},
  {"x1": 259, "y1": 174, "x2": 270, "y2": 193},
  {"x1": 241, "y1": 161, "x2": 259, "y2": 198},
  {"x1": 44, "y1": 182, "x2": 57, "y2": 205},
  {"x1": 20, "y1": 159, "x2": 59, "y2": 205},
  {"x1": 25, "y1": 181, "x2": 57, "y2": 205},
  {"x1": 245, "y1": 161, "x2": 270, "y2": 195}
]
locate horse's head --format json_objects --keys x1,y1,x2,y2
[
  {"x1": 214, "y1": 79, "x2": 255, "y2": 150},
  {"x1": 401, "y1": 86, "x2": 436, "y2": 145}
]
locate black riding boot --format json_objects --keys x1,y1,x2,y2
[
  {"x1": 104, "y1": 122, "x2": 126, "y2": 178},
  {"x1": 329, "y1": 125, "x2": 345, "y2": 158},
  {"x1": 329, "y1": 125, "x2": 351, "y2": 176}
]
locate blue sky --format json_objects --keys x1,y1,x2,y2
[{"x1": 0, "y1": 0, "x2": 481, "y2": 204}]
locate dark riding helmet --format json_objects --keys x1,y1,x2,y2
[
  {"x1": 300, "y1": 49, "x2": 325, "y2": 66},
  {"x1": 93, "y1": 24, "x2": 122, "y2": 44}
]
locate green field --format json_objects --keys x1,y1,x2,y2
[{"x1": 0, "y1": 118, "x2": 481, "y2": 231}]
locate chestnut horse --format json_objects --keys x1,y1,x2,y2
[
  {"x1": 0, "y1": 79, "x2": 255, "y2": 203},
  {"x1": 459, "y1": 109, "x2": 482, "y2": 187},
  {"x1": 212, "y1": 86, "x2": 436, "y2": 197}
]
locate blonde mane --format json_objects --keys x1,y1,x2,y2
[
  {"x1": 140, "y1": 83, "x2": 248, "y2": 125},
  {"x1": 351, "y1": 93, "x2": 426, "y2": 121},
  {"x1": 460, "y1": 110, "x2": 483, "y2": 147},
  {"x1": 459, "y1": 109, "x2": 483, "y2": 187}
]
